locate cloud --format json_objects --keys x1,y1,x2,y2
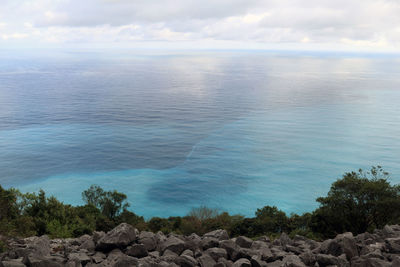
[{"x1": 0, "y1": 0, "x2": 399, "y2": 51}]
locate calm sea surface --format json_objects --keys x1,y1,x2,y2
[{"x1": 0, "y1": 50, "x2": 399, "y2": 218}]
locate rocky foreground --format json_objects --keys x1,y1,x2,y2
[{"x1": 2, "y1": 224, "x2": 400, "y2": 267}]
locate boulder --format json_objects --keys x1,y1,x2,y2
[
  {"x1": 79, "y1": 238, "x2": 95, "y2": 251},
  {"x1": 282, "y1": 255, "x2": 306, "y2": 267},
  {"x1": 205, "y1": 247, "x2": 228, "y2": 261},
  {"x1": 67, "y1": 252, "x2": 91, "y2": 265},
  {"x1": 385, "y1": 237, "x2": 400, "y2": 253},
  {"x1": 232, "y1": 258, "x2": 251, "y2": 267},
  {"x1": 198, "y1": 254, "x2": 216, "y2": 267},
  {"x1": 138, "y1": 231, "x2": 158, "y2": 251},
  {"x1": 203, "y1": 230, "x2": 229, "y2": 241},
  {"x1": 200, "y1": 237, "x2": 219, "y2": 250},
  {"x1": 126, "y1": 244, "x2": 148, "y2": 258},
  {"x1": 159, "y1": 236, "x2": 186, "y2": 255},
  {"x1": 316, "y1": 253, "x2": 349, "y2": 267},
  {"x1": 173, "y1": 255, "x2": 197, "y2": 267},
  {"x1": 96, "y1": 223, "x2": 136, "y2": 251},
  {"x1": 235, "y1": 236, "x2": 253, "y2": 248},
  {"x1": 26, "y1": 236, "x2": 50, "y2": 257}
]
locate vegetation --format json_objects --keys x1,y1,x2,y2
[{"x1": 0, "y1": 166, "x2": 399, "y2": 241}]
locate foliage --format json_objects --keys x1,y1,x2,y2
[
  {"x1": 188, "y1": 206, "x2": 220, "y2": 221},
  {"x1": 82, "y1": 185, "x2": 129, "y2": 219},
  {"x1": 0, "y1": 166, "x2": 399, "y2": 240},
  {"x1": 311, "y1": 166, "x2": 400, "y2": 237}
]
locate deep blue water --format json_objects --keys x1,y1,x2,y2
[{"x1": 0, "y1": 50, "x2": 399, "y2": 218}]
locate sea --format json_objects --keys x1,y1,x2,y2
[{"x1": 0, "y1": 49, "x2": 399, "y2": 218}]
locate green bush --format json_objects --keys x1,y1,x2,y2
[{"x1": 0, "y1": 166, "x2": 398, "y2": 240}]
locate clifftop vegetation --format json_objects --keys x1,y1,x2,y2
[{"x1": 0, "y1": 166, "x2": 399, "y2": 243}]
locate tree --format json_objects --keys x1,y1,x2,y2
[
  {"x1": 188, "y1": 206, "x2": 220, "y2": 221},
  {"x1": 312, "y1": 166, "x2": 400, "y2": 237},
  {"x1": 82, "y1": 185, "x2": 129, "y2": 220},
  {"x1": 254, "y1": 205, "x2": 289, "y2": 234}
]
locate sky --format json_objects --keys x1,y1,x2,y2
[{"x1": 1, "y1": 0, "x2": 400, "y2": 52}]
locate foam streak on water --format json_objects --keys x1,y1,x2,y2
[{"x1": 0, "y1": 50, "x2": 399, "y2": 218}]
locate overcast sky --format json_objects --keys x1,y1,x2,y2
[{"x1": 1, "y1": 0, "x2": 400, "y2": 51}]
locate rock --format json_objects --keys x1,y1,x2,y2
[
  {"x1": 203, "y1": 230, "x2": 229, "y2": 241},
  {"x1": 250, "y1": 241, "x2": 269, "y2": 250},
  {"x1": 279, "y1": 233, "x2": 291, "y2": 248},
  {"x1": 79, "y1": 238, "x2": 95, "y2": 251},
  {"x1": 258, "y1": 247, "x2": 274, "y2": 262},
  {"x1": 184, "y1": 233, "x2": 202, "y2": 252},
  {"x1": 316, "y1": 253, "x2": 349, "y2": 267},
  {"x1": 205, "y1": 247, "x2": 228, "y2": 261},
  {"x1": 68, "y1": 252, "x2": 91, "y2": 265},
  {"x1": 250, "y1": 255, "x2": 267, "y2": 267},
  {"x1": 23, "y1": 255, "x2": 64, "y2": 267},
  {"x1": 96, "y1": 223, "x2": 136, "y2": 251},
  {"x1": 0, "y1": 260, "x2": 25, "y2": 267},
  {"x1": 198, "y1": 254, "x2": 216, "y2": 267},
  {"x1": 91, "y1": 252, "x2": 106, "y2": 264},
  {"x1": 320, "y1": 232, "x2": 358, "y2": 260},
  {"x1": 126, "y1": 243, "x2": 148, "y2": 258},
  {"x1": 232, "y1": 258, "x2": 251, "y2": 267},
  {"x1": 219, "y1": 240, "x2": 239, "y2": 260},
  {"x1": 139, "y1": 231, "x2": 158, "y2": 251},
  {"x1": 285, "y1": 245, "x2": 302, "y2": 255},
  {"x1": 235, "y1": 236, "x2": 253, "y2": 248},
  {"x1": 159, "y1": 236, "x2": 186, "y2": 254},
  {"x1": 299, "y1": 251, "x2": 316, "y2": 266},
  {"x1": 351, "y1": 257, "x2": 391, "y2": 267},
  {"x1": 282, "y1": 255, "x2": 306, "y2": 267},
  {"x1": 92, "y1": 231, "x2": 105, "y2": 244},
  {"x1": 173, "y1": 255, "x2": 197, "y2": 267},
  {"x1": 181, "y1": 249, "x2": 194, "y2": 257},
  {"x1": 26, "y1": 236, "x2": 50, "y2": 257},
  {"x1": 385, "y1": 237, "x2": 400, "y2": 253},
  {"x1": 200, "y1": 237, "x2": 219, "y2": 250}
]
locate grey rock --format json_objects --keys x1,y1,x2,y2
[
  {"x1": 181, "y1": 249, "x2": 193, "y2": 257},
  {"x1": 316, "y1": 253, "x2": 349, "y2": 267},
  {"x1": 282, "y1": 255, "x2": 306, "y2": 267},
  {"x1": 23, "y1": 255, "x2": 64, "y2": 267},
  {"x1": 0, "y1": 260, "x2": 25, "y2": 267},
  {"x1": 201, "y1": 237, "x2": 219, "y2": 250},
  {"x1": 205, "y1": 247, "x2": 227, "y2": 261},
  {"x1": 279, "y1": 233, "x2": 291, "y2": 248},
  {"x1": 250, "y1": 255, "x2": 267, "y2": 267},
  {"x1": 232, "y1": 258, "x2": 251, "y2": 267},
  {"x1": 159, "y1": 236, "x2": 186, "y2": 255},
  {"x1": 351, "y1": 257, "x2": 391, "y2": 267},
  {"x1": 92, "y1": 252, "x2": 106, "y2": 264},
  {"x1": 203, "y1": 230, "x2": 229, "y2": 241},
  {"x1": 126, "y1": 244, "x2": 148, "y2": 258},
  {"x1": 250, "y1": 241, "x2": 269, "y2": 250},
  {"x1": 139, "y1": 231, "x2": 158, "y2": 252},
  {"x1": 198, "y1": 254, "x2": 216, "y2": 267},
  {"x1": 96, "y1": 223, "x2": 136, "y2": 251},
  {"x1": 235, "y1": 236, "x2": 253, "y2": 249},
  {"x1": 299, "y1": 251, "x2": 316, "y2": 266},
  {"x1": 219, "y1": 240, "x2": 239, "y2": 260},
  {"x1": 258, "y1": 247, "x2": 274, "y2": 262},
  {"x1": 68, "y1": 252, "x2": 91, "y2": 265},
  {"x1": 26, "y1": 236, "x2": 50, "y2": 257},
  {"x1": 92, "y1": 231, "x2": 105, "y2": 244},
  {"x1": 385, "y1": 237, "x2": 400, "y2": 253},
  {"x1": 79, "y1": 238, "x2": 95, "y2": 251},
  {"x1": 173, "y1": 255, "x2": 197, "y2": 267}
]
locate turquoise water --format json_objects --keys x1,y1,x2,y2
[{"x1": 0, "y1": 50, "x2": 399, "y2": 218}]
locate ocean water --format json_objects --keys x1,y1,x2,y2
[{"x1": 0, "y1": 50, "x2": 399, "y2": 218}]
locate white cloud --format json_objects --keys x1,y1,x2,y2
[{"x1": 0, "y1": 0, "x2": 399, "y2": 51}]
